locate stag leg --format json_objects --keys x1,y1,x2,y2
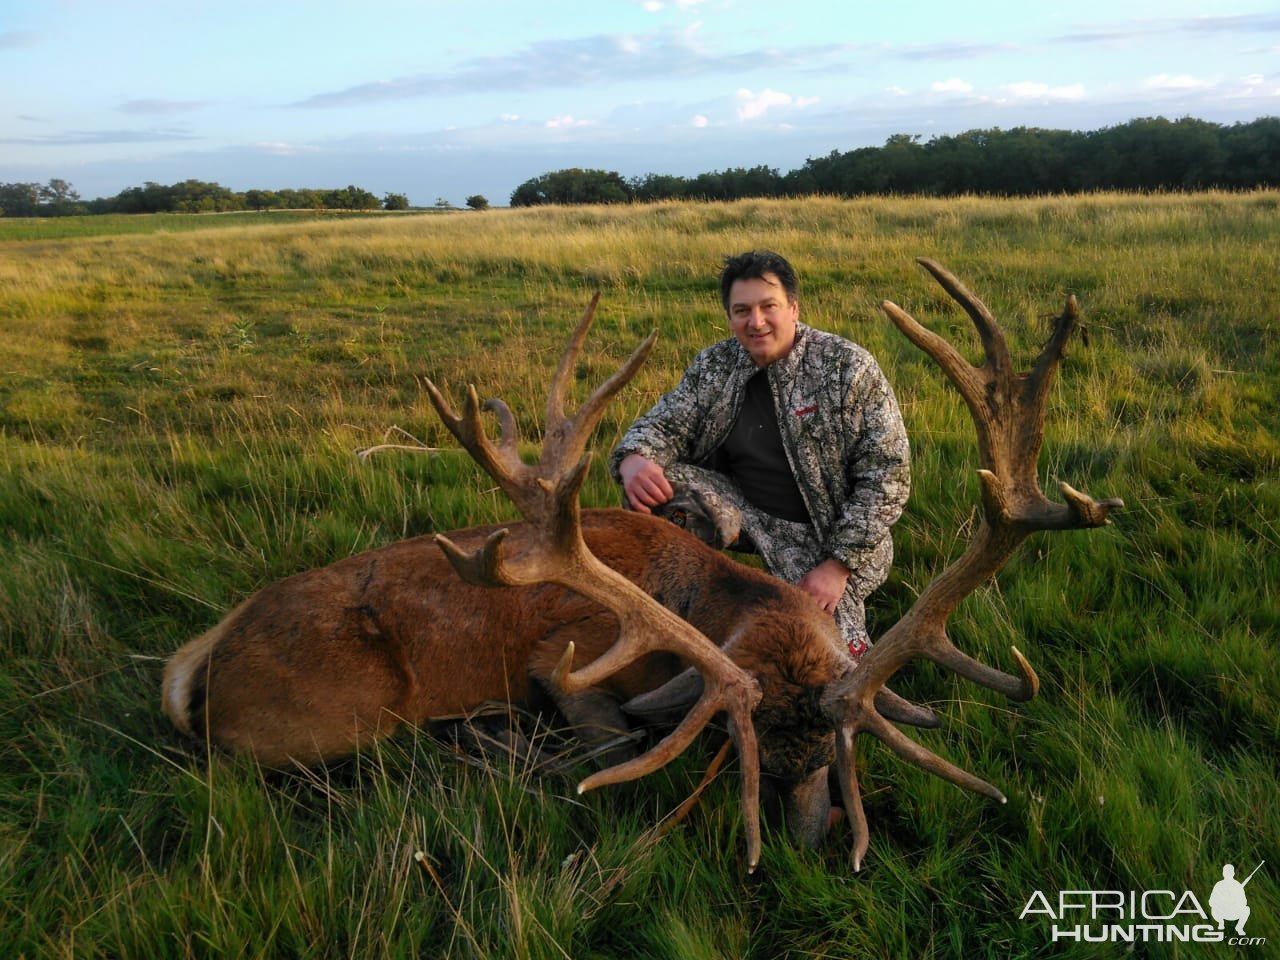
[{"x1": 528, "y1": 607, "x2": 689, "y2": 767}]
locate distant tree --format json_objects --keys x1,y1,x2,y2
[
  {"x1": 276, "y1": 188, "x2": 325, "y2": 209},
  {"x1": 383, "y1": 192, "x2": 410, "y2": 210},
  {"x1": 40, "y1": 179, "x2": 80, "y2": 205},
  {"x1": 324, "y1": 185, "x2": 380, "y2": 210},
  {"x1": 1220, "y1": 116, "x2": 1280, "y2": 188},
  {"x1": 245, "y1": 189, "x2": 281, "y2": 210},
  {"x1": 465, "y1": 194, "x2": 490, "y2": 210},
  {"x1": 510, "y1": 168, "x2": 631, "y2": 206},
  {"x1": 1, "y1": 179, "x2": 86, "y2": 216},
  {"x1": 434, "y1": 197, "x2": 453, "y2": 209},
  {"x1": 169, "y1": 179, "x2": 242, "y2": 213},
  {"x1": 110, "y1": 181, "x2": 174, "y2": 213},
  {"x1": 682, "y1": 165, "x2": 782, "y2": 201},
  {"x1": 628, "y1": 172, "x2": 691, "y2": 201},
  {"x1": 0, "y1": 182, "x2": 43, "y2": 217}
]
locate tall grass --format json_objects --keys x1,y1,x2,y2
[{"x1": 2, "y1": 193, "x2": 1277, "y2": 957}]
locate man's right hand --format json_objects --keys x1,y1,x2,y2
[{"x1": 619, "y1": 454, "x2": 673, "y2": 514}]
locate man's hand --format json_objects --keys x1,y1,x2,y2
[
  {"x1": 619, "y1": 454, "x2": 673, "y2": 514},
  {"x1": 798, "y1": 558, "x2": 850, "y2": 615}
]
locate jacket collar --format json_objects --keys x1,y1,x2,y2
[
  {"x1": 769, "y1": 321, "x2": 811, "y2": 381},
  {"x1": 727, "y1": 320, "x2": 812, "y2": 378}
]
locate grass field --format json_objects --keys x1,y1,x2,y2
[{"x1": 2, "y1": 194, "x2": 1277, "y2": 958}]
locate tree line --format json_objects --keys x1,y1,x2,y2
[
  {"x1": 510, "y1": 116, "x2": 1280, "y2": 206},
  {"x1": 0, "y1": 179, "x2": 420, "y2": 218},
  {"x1": 4, "y1": 115, "x2": 1276, "y2": 217}
]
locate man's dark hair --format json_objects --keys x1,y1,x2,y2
[{"x1": 719, "y1": 250, "x2": 799, "y2": 312}]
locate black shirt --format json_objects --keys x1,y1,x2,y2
[{"x1": 717, "y1": 370, "x2": 811, "y2": 524}]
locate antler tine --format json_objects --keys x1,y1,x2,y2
[
  {"x1": 915, "y1": 257, "x2": 1013, "y2": 381},
  {"x1": 544, "y1": 294, "x2": 659, "y2": 471},
  {"x1": 880, "y1": 298, "x2": 986, "y2": 407},
  {"x1": 545, "y1": 293, "x2": 597, "y2": 428},
  {"x1": 565, "y1": 328, "x2": 659, "y2": 456},
  {"x1": 832, "y1": 729, "x2": 870, "y2": 871},
  {"x1": 546, "y1": 292, "x2": 600, "y2": 429},
  {"x1": 424, "y1": 380, "x2": 527, "y2": 490},
  {"x1": 926, "y1": 639, "x2": 1040, "y2": 702},
  {"x1": 434, "y1": 528, "x2": 518, "y2": 587},
  {"x1": 826, "y1": 260, "x2": 1122, "y2": 870},
  {"x1": 1028, "y1": 294, "x2": 1079, "y2": 412}
]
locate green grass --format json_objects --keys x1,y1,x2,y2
[{"x1": 2, "y1": 194, "x2": 1277, "y2": 957}]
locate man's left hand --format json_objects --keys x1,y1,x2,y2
[{"x1": 798, "y1": 559, "x2": 850, "y2": 615}]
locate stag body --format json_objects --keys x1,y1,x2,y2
[{"x1": 163, "y1": 509, "x2": 848, "y2": 836}]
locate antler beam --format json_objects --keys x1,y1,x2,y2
[{"x1": 424, "y1": 296, "x2": 766, "y2": 870}]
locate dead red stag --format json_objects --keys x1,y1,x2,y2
[{"x1": 162, "y1": 260, "x2": 1121, "y2": 871}]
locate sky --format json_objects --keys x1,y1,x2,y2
[{"x1": 2, "y1": 1, "x2": 1278, "y2": 206}]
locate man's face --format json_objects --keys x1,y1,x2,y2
[{"x1": 727, "y1": 273, "x2": 799, "y2": 367}]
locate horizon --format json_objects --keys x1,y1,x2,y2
[{"x1": 3, "y1": 1, "x2": 1278, "y2": 207}]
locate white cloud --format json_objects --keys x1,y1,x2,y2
[
  {"x1": 1144, "y1": 73, "x2": 1213, "y2": 91},
  {"x1": 254, "y1": 141, "x2": 320, "y2": 156},
  {"x1": 294, "y1": 27, "x2": 849, "y2": 110},
  {"x1": 1002, "y1": 81, "x2": 1086, "y2": 102},
  {"x1": 931, "y1": 78, "x2": 974, "y2": 95},
  {"x1": 1224, "y1": 74, "x2": 1278, "y2": 99},
  {"x1": 735, "y1": 88, "x2": 816, "y2": 121},
  {"x1": 544, "y1": 115, "x2": 591, "y2": 128},
  {"x1": 691, "y1": 113, "x2": 709, "y2": 127},
  {"x1": 500, "y1": 113, "x2": 520, "y2": 122}
]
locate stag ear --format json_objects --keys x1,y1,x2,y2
[
  {"x1": 622, "y1": 618, "x2": 755, "y2": 718},
  {"x1": 872, "y1": 688, "x2": 942, "y2": 728},
  {"x1": 650, "y1": 484, "x2": 742, "y2": 550},
  {"x1": 622, "y1": 666, "x2": 704, "y2": 719}
]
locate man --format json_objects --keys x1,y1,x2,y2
[{"x1": 611, "y1": 250, "x2": 910, "y2": 658}]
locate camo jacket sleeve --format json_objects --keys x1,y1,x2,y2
[{"x1": 609, "y1": 338, "x2": 752, "y2": 476}]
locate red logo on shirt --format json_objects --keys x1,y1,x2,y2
[{"x1": 794, "y1": 405, "x2": 818, "y2": 417}]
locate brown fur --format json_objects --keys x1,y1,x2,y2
[{"x1": 162, "y1": 509, "x2": 850, "y2": 786}]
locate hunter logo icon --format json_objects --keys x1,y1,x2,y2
[{"x1": 1210, "y1": 862, "x2": 1264, "y2": 937}]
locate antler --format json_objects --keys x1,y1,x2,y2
[
  {"x1": 824, "y1": 258, "x2": 1124, "y2": 870},
  {"x1": 424, "y1": 295, "x2": 766, "y2": 870}
]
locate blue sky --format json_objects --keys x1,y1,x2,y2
[{"x1": 2, "y1": 1, "x2": 1278, "y2": 205}]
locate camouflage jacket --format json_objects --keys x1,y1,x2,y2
[{"x1": 610, "y1": 322, "x2": 910, "y2": 569}]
